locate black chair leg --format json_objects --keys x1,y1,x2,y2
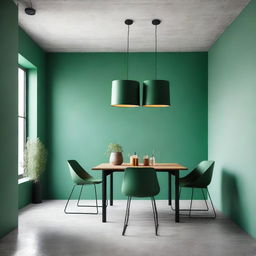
[
  {"x1": 64, "y1": 185, "x2": 76, "y2": 214},
  {"x1": 189, "y1": 188, "x2": 194, "y2": 217},
  {"x1": 180, "y1": 188, "x2": 216, "y2": 218},
  {"x1": 206, "y1": 188, "x2": 217, "y2": 219},
  {"x1": 122, "y1": 197, "x2": 159, "y2": 236},
  {"x1": 151, "y1": 198, "x2": 156, "y2": 233},
  {"x1": 201, "y1": 188, "x2": 209, "y2": 211},
  {"x1": 64, "y1": 185, "x2": 99, "y2": 214},
  {"x1": 189, "y1": 188, "x2": 216, "y2": 218},
  {"x1": 172, "y1": 187, "x2": 210, "y2": 212},
  {"x1": 77, "y1": 185, "x2": 108, "y2": 208},
  {"x1": 153, "y1": 198, "x2": 159, "y2": 227},
  {"x1": 151, "y1": 197, "x2": 159, "y2": 235},
  {"x1": 122, "y1": 197, "x2": 131, "y2": 236},
  {"x1": 94, "y1": 184, "x2": 99, "y2": 214},
  {"x1": 77, "y1": 185, "x2": 84, "y2": 206}
]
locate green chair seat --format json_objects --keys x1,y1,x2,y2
[
  {"x1": 179, "y1": 179, "x2": 207, "y2": 188},
  {"x1": 83, "y1": 178, "x2": 102, "y2": 185}
]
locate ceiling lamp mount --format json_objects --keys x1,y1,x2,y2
[
  {"x1": 143, "y1": 19, "x2": 170, "y2": 107},
  {"x1": 125, "y1": 19, "x2": 133, "y2": 25},
  {"x1": 25, "y1": 0, "x2": 36, "y2": 15},
  {"x1": 111, "y1": 19, "x2": 140, "y2": 107},
  {"x1": 152, "y1": 19, "x2": 161, "y2": 26},
  {"x1": 25, "y1": 7, "x2": 36, "y2": 15}
]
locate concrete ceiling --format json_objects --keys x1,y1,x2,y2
[{"x1": 18, "y1": 0, "x2": 250, "y2": 52}]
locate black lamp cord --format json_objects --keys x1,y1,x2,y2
[
  {"x1": 154, "y1": 24, "x2": 158, "y2": 80},
  {"x1": 126, "y1": 24, "x2": 130, "y2": 80},
  {"x1": 16, "y1": 0, "x2": 33, "y2": 8}
]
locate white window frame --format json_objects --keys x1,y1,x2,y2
[{"x1": 18, "y1": 67, "x2": 27, "y2": 179}]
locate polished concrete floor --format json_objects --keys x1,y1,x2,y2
[{"x1": 0, "y1": 200, "x2": 256, "y2": 256}]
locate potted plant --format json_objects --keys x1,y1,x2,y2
[
  {"x1": 107, "y1": 143, "x2": 123, "y2": 165},
  {"x1": 24, "y1": 138, "x2": 47, "y2": 204}
]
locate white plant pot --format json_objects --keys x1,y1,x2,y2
[{"x1": 109, "y1": 152, "x2": 123, "y2": 165}]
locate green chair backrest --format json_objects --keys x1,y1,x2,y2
[
  {"x1": 190, "y1": 160, "x2": 215, "y2": 187},
  {"x1": 122, "y1": 168, "x2": 160, "y2": 197},
  {"x1": 67, "y1": 160, "x2": 92, "y2": 185}
]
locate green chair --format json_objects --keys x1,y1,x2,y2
[
  {"x1": 177, "y1": 160, "x2": 216, "y2": 218},
  {"x1": 121, "y1": 168, "x2": 160, "y2": 236},
  {"x1": 64, "y1": 160, "x2": 103, "y2": 214}
]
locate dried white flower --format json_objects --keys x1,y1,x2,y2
[{"x1": 24, "y1": 138, "x2": 47, "y2": 182}]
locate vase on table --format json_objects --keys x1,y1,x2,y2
[{"x1": 109, "y1": 152, "x2": 123, "y2": 165}]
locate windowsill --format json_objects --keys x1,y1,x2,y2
[{"x1": 18, "y1": 177, "x2": 31, "y2": 184}]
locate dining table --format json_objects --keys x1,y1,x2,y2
[{"x1": 92, "y1": 163, "x2": 188, "y2": 223}]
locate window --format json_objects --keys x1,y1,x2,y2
[{"x1": 18, "y1": 67, "x2": 26, "y2": 177}]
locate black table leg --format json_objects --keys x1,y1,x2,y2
[
  {"x1": 175, "y1": 171, "x2": 180, "y2": 222},
  {"x1": 168, "y1": 171, "x2": 172, "y2": 205},
  {"x1": 110, "y1": 172, "x2": 113, "y2": 206},
  {"x1": 102, "y1": 171, "x2": 107, "y2": 222}
]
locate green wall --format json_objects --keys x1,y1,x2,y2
[
  {"x1": 0, "y1": 0, "x2": 18, "y2": 238},
  {"x1": 208, "y1": 0, "x2": 256, "y2": 238},
  {"x1": 18, "y1": 181, "x2": 32, "y2": 209},
  {"x1": 46, "y1": 52, "x2": 208, "y2": 199},
  {"x1": 18, "y1": 28, "x2": 46, "y2": 207}
]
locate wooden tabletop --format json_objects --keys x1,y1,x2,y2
[{"x1": 92, "y1": 163, "x2": 188, "y2": 171}]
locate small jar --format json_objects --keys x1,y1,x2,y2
[
  {"x1": 149, "y1": 155, "x2": 155, "y2": 166},
  {"x1": 143, "y1": 156, "x2": 149, "y2": 166},
  {"x1": 130, "y1": 155, "x2": 134, "y2": 165},
  {"x1": 133, "y1": 156, "x2": 139, "y2": 166},
  {"x1": 152, "y1": 155, "x2": 155, "y2": 165}
]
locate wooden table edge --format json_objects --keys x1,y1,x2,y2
[{"x1": 92, "y1": 163, "x2": 188, "y2": 171}]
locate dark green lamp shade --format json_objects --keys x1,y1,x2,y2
[
  {"x1": 111, "y1": 80, "x2": 140, "y2": 107},
  {"x1": 142, "y1": 80, "x2": 170, "y2": 107}
]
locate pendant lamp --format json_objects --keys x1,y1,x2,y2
[
  {"x1": 143, "y1": 19, "x2": 170, "y2": 107},
  {"x1": 111, "y1": 19, "x2": 140, "y2": 107}
]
